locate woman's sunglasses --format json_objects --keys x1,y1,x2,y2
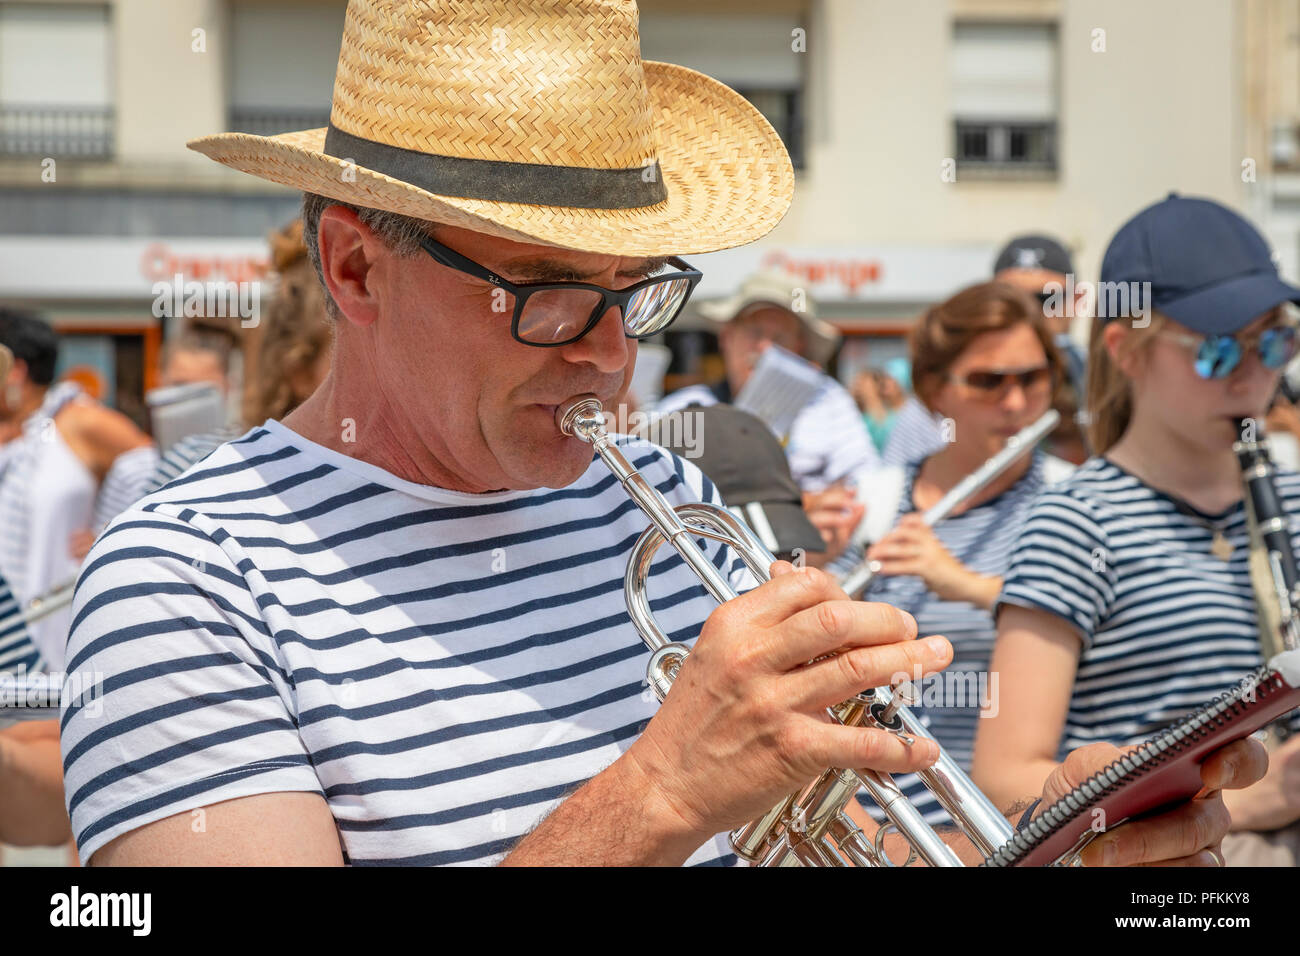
[
  {"x1": 948, "y1": 365, "x2": 1053, "y2": 402},
  {"x1": 1160, "y1": 325, "x2": 1299, "y2": 380}
]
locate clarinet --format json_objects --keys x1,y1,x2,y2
[{"x1": 1233, "y1": 417, "x2": 1300, "y2": 745}]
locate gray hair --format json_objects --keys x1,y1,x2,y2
[{"x1": 300, "y1": 192, "x2": 437, "y2": 316}]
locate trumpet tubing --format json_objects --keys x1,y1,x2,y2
[{"x1": 557, "y1": 395, "x2": 1015, "y2": 867}]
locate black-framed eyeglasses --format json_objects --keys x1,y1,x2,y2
[{"x1": 417, "y1": 234, "x2": 703, "y2": 348}]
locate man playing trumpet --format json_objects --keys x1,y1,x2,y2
[{"x1": 61, "y1": 0, "x2": 1261, "y2": 867}]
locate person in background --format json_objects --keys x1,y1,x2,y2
[
  {"x1": 656, "y1": 403, "x2": 826, "y2": 564},
  {"x1": 245, "y1": 220, "x2": 334, "y2": 425},
  {"x1": 834, "y1": 283, "x2": 1074, "y2": 831},
  {"x1": 148, "y1": 220, "x2": 333, "y2": 491},
  {"x1": 655, "y1": 271, "x2": 875, "y2": 566},
  {"x1": 993, "y1": 234, "x2": 1089, "y2": 464},
  {"x1": 852, "y1": 367, "x2": 905, "y2": 454},
  {"x1": 0, "y1": 308, "x2": 157, "y2": 669},
  {"x1": 158, "y1": 323, "x2": 237, "y2": 396},
  {"x1": 975, "y1": 195, "x2": 1300, "y2": 865}
]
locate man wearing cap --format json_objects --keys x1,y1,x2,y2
[
  {"x1": 60, "y1": 1, "x2": 1263, "y2": 867},
  {"x1": 656, "y1": 271, "x2": 880, "y2": 494}
]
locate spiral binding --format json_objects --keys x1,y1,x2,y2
[{"x1": 984, "y1": 665, "x2": 1287, "y2": 867}]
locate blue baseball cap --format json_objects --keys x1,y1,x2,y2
[{"x1": 1098, "y1": 193, "x2": 1300, "y2": 335}]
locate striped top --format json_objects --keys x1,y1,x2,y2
[
  {"x1": 853, "y1": 453, "x2": 1051, "y2": 826},
  {"x1": 0, "y1": 571, "x2": 41, "y2": 676},
  {"x1": 93, "y1": 445, "x2": 161, "y2": 531},
  {"x1": 881, "y1": 396, "x2": 945, "y2": 467},
  {"x1": 996, "y1": 456, "x2": 1300, "y2": 750},
  {"x1": 655, "y1": 373, "x2": 880, "y2": 492},
  {"x1": 0, "y1": 382, "x2": 159, "y2": 669},
  {"x1": 147, "y1": 426, "x2": 244, "y2": 494},
  {"x1": 61, "y1": 420, "x2": 748, "y2": 866}
]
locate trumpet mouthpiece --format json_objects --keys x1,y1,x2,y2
[{"x1": 556, "y1": 395, "x2": 606, "y2": 443}]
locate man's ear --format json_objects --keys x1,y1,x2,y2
[{"x1": 317, "y1": 206, "x2": 388, "y2": 328}]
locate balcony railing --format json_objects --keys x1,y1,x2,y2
[
  {"x1": 228, "y1": 109, "x2": 333, "y2": 137},
  {"x1": 954, "y1": 118, "x2": 1057, "y2": 176},
  {"x1": 0, "y1": 105, "x2": 114, "y2": 159}
]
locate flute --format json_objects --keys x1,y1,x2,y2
[{"x1": 839, "y1": 409, "x2": 1060, "y2": 599}]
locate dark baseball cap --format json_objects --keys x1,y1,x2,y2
[
  {"x1": 1099, "y1": 193, "x2": 1300, "y2": 334},
  {"x1": 656, "y1": 403, "x2": 824, "y2": 559},
  {"x1": 993, "y1": 234, "x2": 1074, "y2": 277}
]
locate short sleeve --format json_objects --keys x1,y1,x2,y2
[
  {"x1": 60, "y1": 506, "x2": 323, "y2": 864},
  {"x1": 787, "y1": 381, "x2": 881, "y2": 491},
  {"x1": 93, "y1": 445, "x2": 161, "y2": 530},
  {"x1": 994, "y1": 489, "x2": 1115, "y2": 649}
]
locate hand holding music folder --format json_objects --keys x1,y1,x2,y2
[{"x1": 988, "y1": 649, "x2": 1300, "y2": 866}]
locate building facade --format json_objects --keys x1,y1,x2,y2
[{"x1": 0, "y1": 0, "x2": 1285, "y2": 403}]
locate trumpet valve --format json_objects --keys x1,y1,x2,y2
[{"x1": 645, "y1": 643, "x2": 689, "y2": 702}]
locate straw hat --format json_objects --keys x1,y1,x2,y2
[
  {"x1": 188, "y1": 0, "x2": 794, "y2": 258},
  {"x1": 697, "y1": 271, "x2": 842, "y2": 365}
]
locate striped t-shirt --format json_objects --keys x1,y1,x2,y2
[
  {"x1": 996, "y1": 456, "x2": 1300, "y2": 750},
  {"x1": 61, "y1": 421, "x2": 748, "y2": 866},
  {"x1": 0, "y1": 571, "x2": 40, "y2": 676},
  {"x1": 147, "y1": 426, "x2": 244, "y2": 494},
  {"x1": 852, "y1": 453, "x2": 1050, "y2": 825},
  {"x1": 881, "y1": 396, "x2": 945, "y2": 467}
]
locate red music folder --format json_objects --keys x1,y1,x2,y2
[{"x1": 987, "y1": 649, "x2": 1300, "y2": 867}]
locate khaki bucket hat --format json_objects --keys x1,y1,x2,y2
[
  {"x1": 697, "y1": 271, "x2": 842, "y2": 365},
  {"x1": 188, "y1": 0, "x2": 794, "y2": 258}
]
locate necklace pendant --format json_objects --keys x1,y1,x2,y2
[{"x1": 1210, "y1": 531, "x2": 1234, "y2": 562}]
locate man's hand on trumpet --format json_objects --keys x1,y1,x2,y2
[
  {"x1": 505, "y1": 561, "x2": 1268, "y2": 866},
  {"x1": 505, "y1": 562, "x2": 948, "y2": 865}
]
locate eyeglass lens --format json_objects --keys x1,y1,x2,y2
[
  {"x1": 1193, "y1": 328, "x2": 1297, "y2": 379},
  {"x1": 515, "y1": 276, "x2": 694, "y2": 345}
]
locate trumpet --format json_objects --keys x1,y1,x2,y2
[
  {"x1": 839, "y1": 409, "x2": 1060, "y2": 600},
  {"x1": 557, "y1": 395, "x2": 1015, "y2": 867}
]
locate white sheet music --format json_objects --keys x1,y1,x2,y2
[
  {"x1": 629, "y1": 342, "x2": 672, "y2": 408},
  {"x1": 733, "y1": 344, "x2": 822, "y2": 441},
  {"x1": 146, "y1": 383, "x2": 227, "y2": 450}
]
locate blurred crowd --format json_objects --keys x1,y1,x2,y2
[{"x1": 3, "y1": 193, "x2": 1300, "y2": 866}]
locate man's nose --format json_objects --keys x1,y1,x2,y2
[{"x1": 560, "y1": 304, "x2": 630, "y2": 373}]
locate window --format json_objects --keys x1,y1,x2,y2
[
  {"x1": 227, "y1": 2, "x2": 347, "y2": 135},
  {"x1": 0, "y1": 3, "x2": 113, "y2": 158},
  {"x1": 639, "y1": 11, "x2": 807, "y2": 169},
  {"x1": 951, "y1": 22, "x2": 1058, "y2": 176}
]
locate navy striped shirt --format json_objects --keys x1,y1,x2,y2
[
  {"x1": 147, "y1": 427, "x2": 243, "y2": 495},
  {"x1": 61, "y1": 421, "x2": 747, "y2": 866},
  {"x1": 0, "y1": 572, "x2": 40, "y2": 676},
  {"x1": 881, "y1": 396, "x2": 945, "y2": 467},
  {"x1": 996, "y1": 456, "x2": 1300, "y2": 750},
  {"x1": 853, "y1": 453, "x2": 1050, "y2": 826}
]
